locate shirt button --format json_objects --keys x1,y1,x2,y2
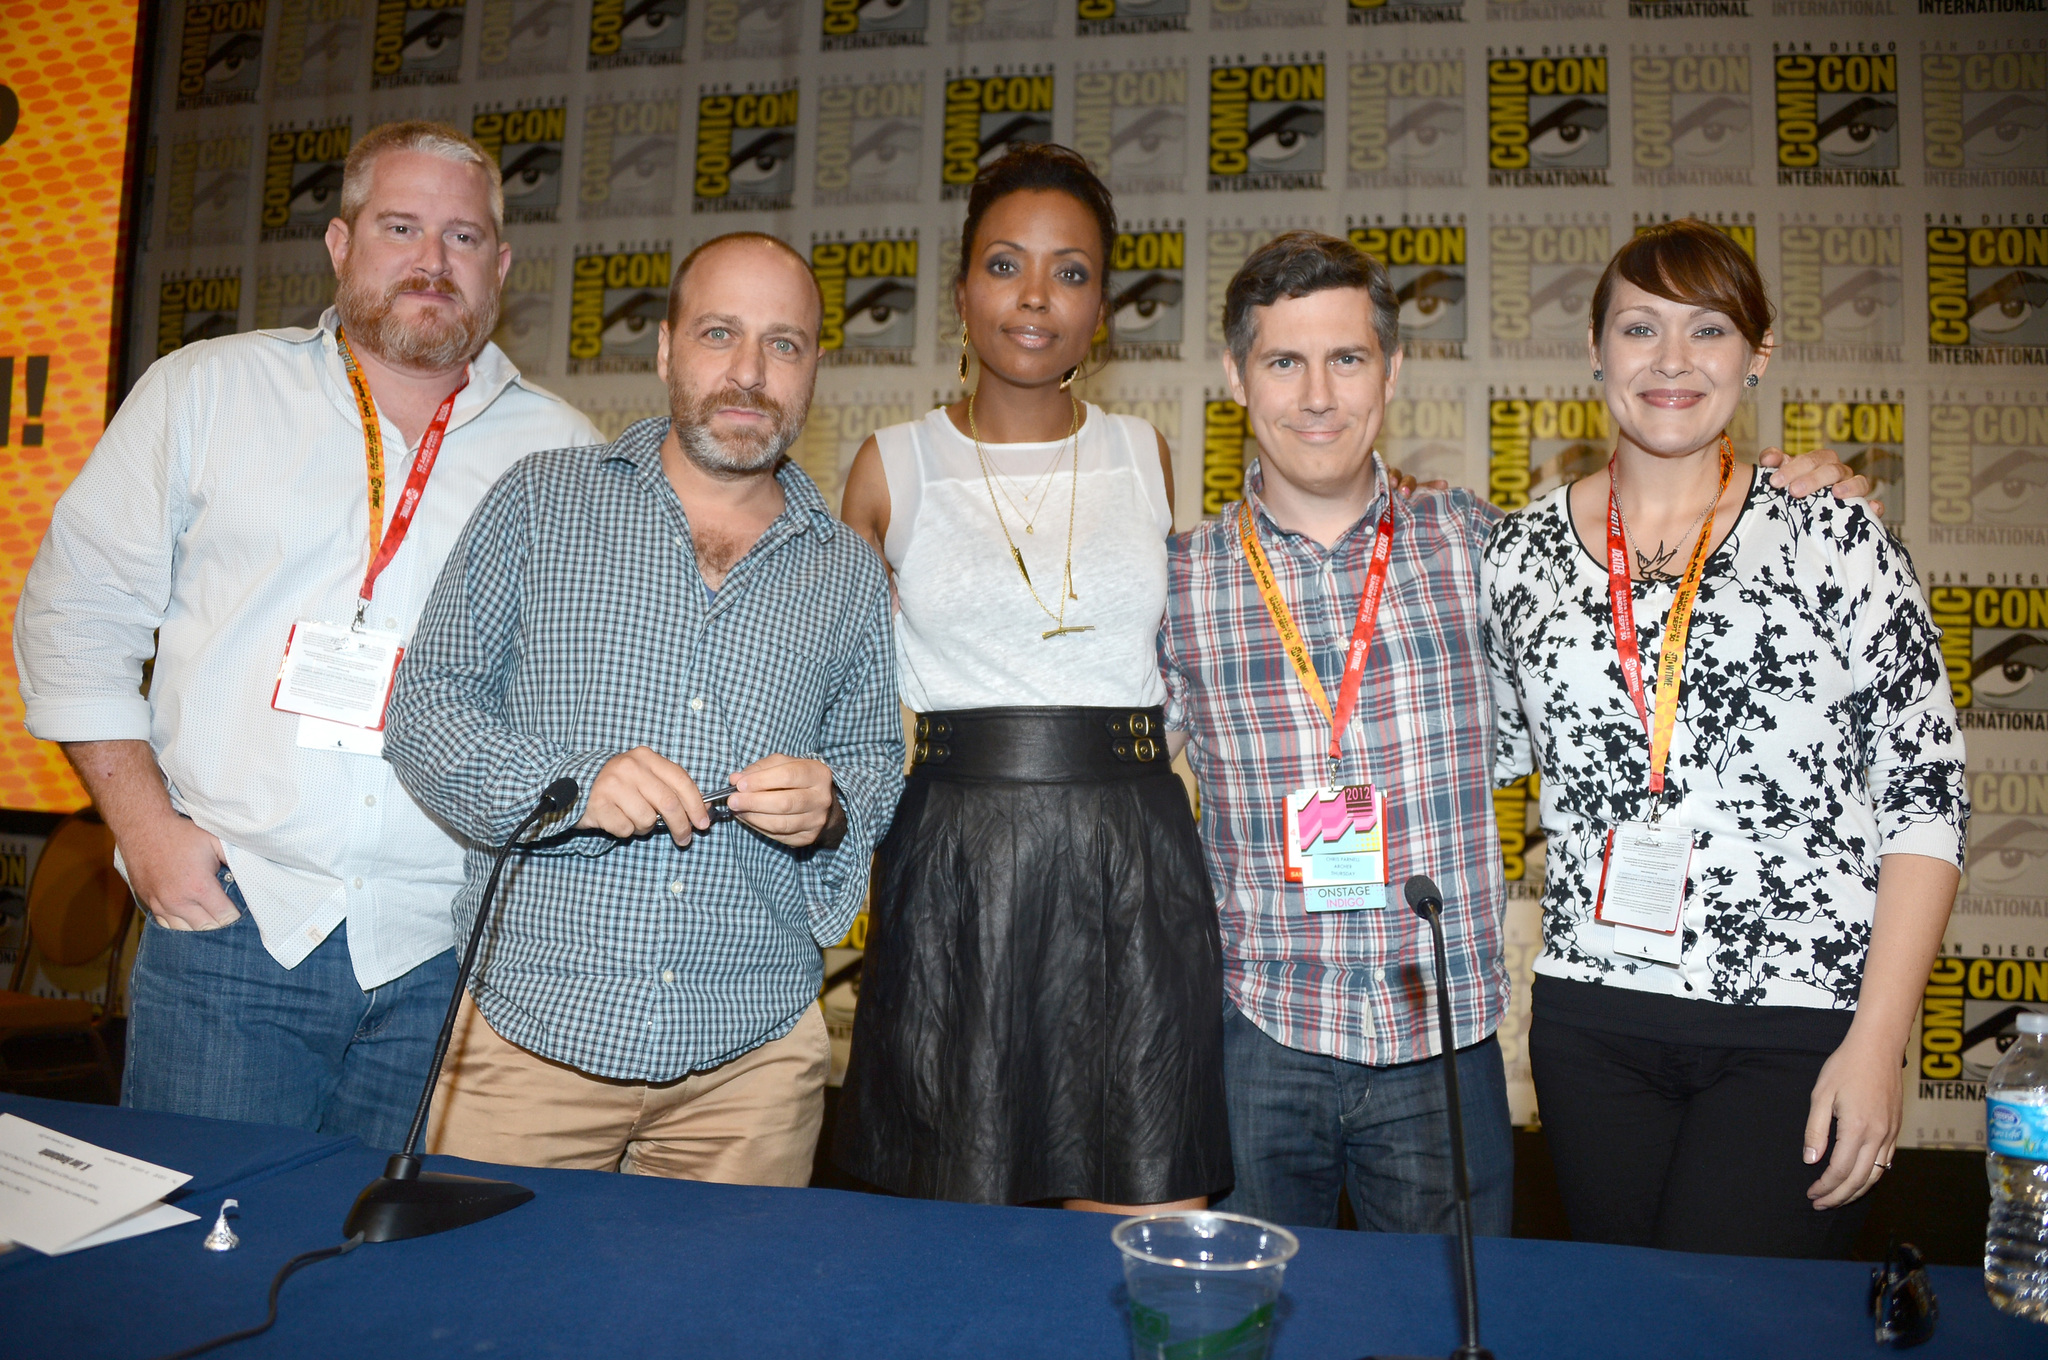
[
  {"x1": 1372, "y1": 967, "x2": 1385, "y2": 983},
  {"x1": 669, "y1": 879, "x2": 685, "y2": 894},
  {"x1": 352, "y1": 877, "x2": 364, "y2": 889},
  {"x1": 364, "y1": 794, "x2": 376, "y2": 807},
  {"x1": 673, "y1": 535, "x2": 686, "y2": 548},
  {"x1": 689, "y1": 697, "x2": 704, "y2": 711},
  {"x1": 384, "y1": 617, "x2": 398, "y2": 630},
  {"x1": 661, "y1": 969, "x2": 675, "y2": 983}
]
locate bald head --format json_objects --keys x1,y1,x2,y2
[{"x1": 667, "y1": 232, "x2": 823, "y2": 336}]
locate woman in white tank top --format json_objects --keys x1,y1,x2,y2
[{"x1": 833, "y1": 145, "x2": 1230, "y2": 1212}]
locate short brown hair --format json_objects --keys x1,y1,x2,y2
[
  {"x1": 1223, "y1": 230, "x2": 1400, "y2": 375},
  {"x1": 1590, "y1": 220, "x2": 1773, "y2": 351},
  {"x1": 666, "y1": 232, "x2": 824, "y2": 329},
  {"x1": 339, "y1": 120, "x2": 502, "y2": 231}
]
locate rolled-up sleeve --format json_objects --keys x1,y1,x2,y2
[{"x1": 14, "y1": 358, "x2": 186, "y2": 743}]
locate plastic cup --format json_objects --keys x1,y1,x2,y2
[{"x1": 1112, "y1": 1211, "x2": 1300, "y2": 1360}]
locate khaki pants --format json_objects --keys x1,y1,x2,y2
[{"x1": 427, "y1": 992, "x2": 829, "y2": 1186}]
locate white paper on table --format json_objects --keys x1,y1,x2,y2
[
  {"x1": 0, "y1": 1114, "x2": 191, "y2": 1255},
  {"x1": 48, "y1": 1201, "x2": 200, "y2": 1255}
]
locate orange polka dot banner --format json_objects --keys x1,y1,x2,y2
[{"x1": 0, "y1": 0, "x2": 140, "y2": 813}]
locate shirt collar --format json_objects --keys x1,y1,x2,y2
[
  {"x1": 1241, "y1": 453, "x2": 1403, "y2": 551},
  {"x1": 314, "y1": 306, "x2": 524, "y2": 415},
  {"x1": 600, "y1": 417, "x2": 841, "y2": 541}
]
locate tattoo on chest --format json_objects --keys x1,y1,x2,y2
[{"x1": 1635, "y1": 543, "x2": 1682, "y2": 583}]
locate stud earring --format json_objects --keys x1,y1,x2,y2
[
  {"x1": 1059, "y1": 365, "x2": 1079, "y2": 391},
  {"x1": 1745, "y1": 373, "x2": 1759, "y2": 388},
  {"x1": 1592, "y1": 368, "x2": 1603, "y2": 382},
  {"x1": 958, "y1": 325, "x2": 971, "y2": 383}
]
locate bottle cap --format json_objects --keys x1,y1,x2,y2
[{"x1": 2019, "y1": 1012, "x2": 2048, "y2": 1036}]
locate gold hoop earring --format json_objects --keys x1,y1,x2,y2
[
  {"x1": 1059, "y1": 365, "x2": 1079, "y2": 391},
  {"x1": 958, "y1": 325, "x2": 971, "y2": 383}
]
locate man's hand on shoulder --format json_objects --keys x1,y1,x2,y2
[
  {"x1": 1757, "y1": 445, "x2": 1886, "y2": 520},
  {"x1": 125, "y1": 815, "x2": 238, "y2": 931},
  {"x1": 1382, "y1": 461, "x2": 1452, "y2": 498},
  {"x1": 728, "y1": 754, "x2": 842, "y2": 849},
  {"x1": 578, "y1": 747, "x2": 709, "y2": 847}
]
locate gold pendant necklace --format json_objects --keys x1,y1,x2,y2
[{"x1": 970, "y1": 390, "x2": 1092, "y2": 639}]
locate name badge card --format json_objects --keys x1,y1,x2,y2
[
  {"x1": 1596, "y1": 821, "x2": 1692, "y2": 965},
  {"x1": 272, "y1": 621, "x2": 402, "y2": 735},
  {"x1": 1284, "y1": 784, "x2": 1389, "y2": 913}
]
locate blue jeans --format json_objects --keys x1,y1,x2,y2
[
  {"x1": 122, "y1": 868, "x2": 456, "y2": 1151},
  {"x1": 1214, "y1": 1005, "x2": 1514, "y2": 1235}
]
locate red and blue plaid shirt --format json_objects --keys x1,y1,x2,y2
[{"x1": 1160, "y1": 458, "x2": 1508, "y2": 1066}]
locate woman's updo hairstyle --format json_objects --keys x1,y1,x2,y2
[
  {"x1": 954, "y1": 142, "x2": 1118, "y2": 303},
  {"x1": 1590, "y1": 218, "x2": 1774, "y2": 353}
]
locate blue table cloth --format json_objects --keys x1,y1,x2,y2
[{"x1": 0, "y1": 1094, "x2": 2041, "y2": 1359}]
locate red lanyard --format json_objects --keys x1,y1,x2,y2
[
  {"x1": 335, "y1": 328, "x2": 467, "y2": 622},
  {"x1": 1240, "y1": 498, "x2": 1398, "y2": 768},
  {"x1": 1607, "y1": 435, "x2": 1733, "y2": 796}
]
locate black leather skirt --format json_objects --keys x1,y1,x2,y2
[{"x1": 834, "y1": 706, "x2": 1233, "y2": 1206}]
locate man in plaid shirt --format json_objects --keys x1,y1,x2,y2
[{"x1": 1161, "y1": 232, "x2": 1865, "y2": 1233}]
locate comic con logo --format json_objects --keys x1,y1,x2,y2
[
  {"x1": 1488, "y1": 396, "x2": 1610, "y2": 509},
  {"x1": 947, "y1": 0, "x2": 1057, "y2": 43},
  {"x1": 580, "y1": 95, "x2": 680, "y2": 219},
  {"x1": 1927, "y1": 225, "x2": 2048, "y2": 364},
  {"x1": 1346, "y1": 0, "x2": 1466, "y2": 25},
  {"x1": 165, "y1": 133, "x2": 252, "y2": 248},
  {"x1": 814, "y1": 236, "x2": 918, "y2": 365},
  {"x1": 588, "y1": 0, "x2": 686, "y2": 68},
  {"x1": 1487, "y1": 54, "x2": 1609, "y2": 188},
  {"x1": 1348, "y1": 57, "x2": 1465, "y2": 190},
  {"x1": 1073, "y1": 64, "x2": 1188, "y2": 196},
  {"x1": 942, "y1": 71, "x2": 1055, "y2": 201},
  {"x1": 1925, "y1": 50, "x2": 2047, "y2": 185},
  {"x1": 178, "y1": 1, "x2": 265, "y2": 110},
  {"x1": 157, "y1": 272, "x2": 242, "y2": 357},
  {"x1": 795, "y1": 397, "x2": 918, "y2": 502},
  {"x1": 1778, "y1": 221, "x2": 1902, "y2": 364},
  {"x1": 1929, "y1": 585, "x2": 2048, "y2": 723},
  {"x1": 260, "y1": 121, "x2": 349, "y2": 241},
  {"x1": 370, "y1": 0, "x2": 464, "y2": 88},
  {"x1": 1631, "y1": 52, "x2": 1751, "y2": 186},
  {"x1": 568, "y1": 247, "x2": 671, "y2": 374},
  {"x1": 1108, "y1": 229, "x2": 1185, "y2": 362},
  {"x1": 1773, "y1": 48, "x2": 1899, "y2": 187},
  {"x1": 253, "y1": 264, "x2": 335, "y2": 330},
  {"x1": 815, "y1": 78, "x2": 921, "y2": 205},
  {"x1": 477, "y1": 0, "x2": 573, "y2": 78},
  {"x1": 695, "y1": 87, "x2": 798, "y2": 213},
  {"x1": 1487, "y1": 219, "x2": 1608, "y2": 361},
  {"x1": 1381, "y1": 392, "x2": 1467, "y2": 485},
  {"x1": 271, "y1": 0, "x2": 359, "y2": 98},
  {"x1": 1202, "y1": 398, "x2": 1251, "y2": 516},
  {"x1": 703, "y1": 0, "x2": 800, "y2": 58},
  {"x1": 1078, "y1": 0, "x2": 1187, "y2": 38},
  {"x1": 1348, "y1": 222, "x2": 1466, "y2": 359},
  {"x1": 473, "y1": 104, "x2": 567, "y2": 223},
  {"x1": 1208, "y1": 60, "x2": 1327, "y2": 192},
  {"x1": 1782, "y1": 397, "x2": 1904, "y2": 528},
  {"x1": 1964, "y1": 770, "x2": 2048, "y2": 911},
  {"x1": 1919, "y1": 955, "x2": 2048, "y2": 1089},
  {"x1": 492, "y1": 252, "x2": 555, "y2": 376},
  {"x1": 822, "y1": 0, "x2": 927, "y2": 48},
  {"x1": 1929, "y1": 401, "x2": 2048, "y2": 538}
]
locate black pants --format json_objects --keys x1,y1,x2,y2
[{"x1": 1530, "y1": 1017, "x2": 1872, "y2": 1258}]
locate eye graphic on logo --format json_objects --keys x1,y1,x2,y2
[
  {"x1": 184, "y1": 308, "x2": 238, "y2": 346},
  {"x1": 509, "y1": 0, "x2": 568, "y2": 47},
  {"x1": 602, "y1": 289, "x2": 666, "y2": 350},
  {"x1": 1973, "y1": 632, "x2": 2048, "y2": 709},
  {"x1": 1527, "y1": 98, "x2": 1606, "y2": 163},
  {"x1": 623, "y1": 0, "x2": 687, "y2": 40},
  {"x1": 402, "y1": 12, "x2": 463, "y2": 62},
  {"x1": 613, "y1": 137, "x2": 675, "y2": 189},
  {"x1": 1971, "y1": 446, "x2": 2048, "y2": 523},
  {"x1": 1817, "y1": 269, "x2": 1900, "y2": 337},
  {"x1": 1247, "y1": 104, "x2": 1324, "y2": 173},
  {"x1": 502, "y1": 144, "x2": 562, "y2": 199},
  {"x1": 1387, "y1": 100, "x2": 1462, "y2": 163},
  {"x1": 1962, "y1": 94, "x2": 2048, "y2": 166},
  {"x1": 1528, "y1": 266, "x2": 1599, "y2": 339},
  {"x1": 1112, "y1": 108, "x2": 1185, "y2": 172},
  {"x1": 851, "y1": 119, "x2": 920, "y2": 173},
  {"x1": 737, "y1": 0, "x2": 798, "y2": 29},
  {"x1": 979, "y1": 114, "x2": 1051, "y2": 165},
  {"x1": 858, "y1": 0, "x2": 925, "y2": 29},
  {"x1": 196, "y1": 170, "x2": 244, "y2": 213},
  {"x1": 206, "y1": 33, "x2": 262, "y2": 84},
  {"x1": 1967, "y1": 818, "x2": 2048, "y2": 893},
  {"x1": 1397, "y1": 269, "x2": 1464, "y2": 332},
  {"x1": 844, "y1": 280, "x2": 916, "y2": 342},
  {"x1": 289, "y1": 162, "x2": 343, "y2": 220},
  {"x1": 1969, "y1": 271, "x2": 2048, "y2": 337},
  {"x1": 1112, "y1": 272, "x2": 1183, "y2": 336},
  {"x1": 1670, "y1": 96, "x2": 1750, "y2": 163},
  {"x1": 495, "y1": 295, "x2": 550, "y2": 350},
  {"x1": 729, "y1": 129, "x2": 795, "y2": 189},
  {"x1": 1814, "y1": 96, "x2": 1895, "y2": 160},
  {"x1": 1847, "y1": 446, "x2": 1902, "y2": 497},
  {"x1": 1532, "y1": 441, "x2": 1607, "y2": 491}
]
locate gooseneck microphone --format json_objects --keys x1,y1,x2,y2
[
  {"x1": 341, "y1": 777, "x2": 579, "y2": 1243},
  {"x1": 1366, "y1": 875, "x2": 1496, "y2": 1360}
]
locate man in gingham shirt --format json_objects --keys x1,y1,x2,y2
[{"x1": 384, "y1": 233, "x2": 902, "y2": 1186}]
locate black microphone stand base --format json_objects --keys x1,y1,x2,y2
[{"x1": 342, "y1": 1152, "x2": 534, "y2": 1243}]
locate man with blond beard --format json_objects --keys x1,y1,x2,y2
[
  {"x1": 381, "y1": 233, "x2": 901, "y2": 1186},
  {"x1": 13, "y1": 121, "x2": 599, "y2": 1146}
]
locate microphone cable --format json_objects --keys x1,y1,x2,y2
[{"x1": 150, "y1": 1231, "x2": 367, "y2": 1360}]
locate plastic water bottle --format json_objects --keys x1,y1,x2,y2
[{"x1": 1986, "y1": 1011, "x2": 2048, "y2": 1321}]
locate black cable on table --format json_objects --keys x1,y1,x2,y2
[{"x1": 151, "y1": 1231, "x2": 366, "y2": 1360}]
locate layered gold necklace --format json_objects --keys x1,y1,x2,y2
[{"x1": 968, "y1": 390, "x2": 1093, "y2": 640}]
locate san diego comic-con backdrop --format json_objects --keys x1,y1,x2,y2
[{"x1": 46, "y1": 0, "x2": 2048, "y2": 1143}]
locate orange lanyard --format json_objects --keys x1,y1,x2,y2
[
  {"x1": 1607, "y1": 434, "x2": 1733, "y2": 799},
  {"x1": 335, "y1": 329, "x2": 467, "y2": 623},
  {"x1": 1239, "y1": 498, "x2": 1396, "y2": 771}
]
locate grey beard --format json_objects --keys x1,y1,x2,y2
[{"x1": 676, "y1": 419, "x2": 797, "y2": 476}]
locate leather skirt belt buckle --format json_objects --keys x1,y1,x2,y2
[
  {"x1": 1108, "y1": 711, "x2": 1161, "y2": 764},
  {"x1": 913, "y1": 714, "x2": 953, "y2": 767}
]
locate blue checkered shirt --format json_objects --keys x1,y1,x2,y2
[
  {"x1": 1159, "y1": 458, "x2": 1508, "y2": 1067},
  {"x1": 385, "y1": 418, "x2": 904, "y2": 1081}
]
